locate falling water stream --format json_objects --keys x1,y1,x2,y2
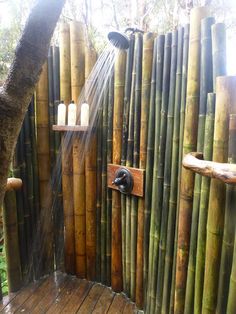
[{"x1": 26, "y1": 43, "x2": 123, "y2": 282}]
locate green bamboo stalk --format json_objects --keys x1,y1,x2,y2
[
  {"x1": 202, "y1": 76, "x2": 236, "y2": 314},
  {"x1": 106, "y1": 71, "x2": 114, "y2": 286},
  {"x1": 18, "y1": 127, "x2": 31, "y2": 279},
  {"x1": 130, "y1": 32, "x2": 142, "y2": 301},
  {"x1": 148, "y1": 32, "x2": 172, "y2": 314},
  {"x1": 161, "y1": 26, "x2": 184, "y2": 314},
  {"x1": 175, "y1": 7, "x2": 210, "y2": 314},
  {"x1": 169, "y1": 24, "x2": 190, "y2": 314},
  {"x1": 125, "y1": 37, "x2": 137, "y2": 296},
  {"x1": 194, "y1": 93, "x2": 215, "y2": 314},
  {"x1": 212, "y1": 23, "x2": 226, "y2": 91},
  {"x1": 13, "y1": 142, "x2": 27, "y2": 281},
  {"x1": 28, "y1": 98, "x2": 40, "y2": 222},
  {"x1": 121, "y1": 34, "x2": 135, "y2": 292},
  {"x1": 101, "y1": 85, "x2": 109, "y2": 284},
  {"x1": 216, "y1": 113, "x2": 236, "y2": 313},
  {"x1": 184, "y1": 16, "x2": 215, "y2": 314},
  {"x1": 155, "y1": 30, "x2": 177, "y2": 313},
  {"x1": 23, "y1": 110, "x2": 35, "y2": 235},
  {"x1": 52, "y1": 46, "x2": 64, "y2": 271},
  {"x1": 146, "y1": 34, "x2": 165, "y2": 314},
  {"x1": 3, "y1": 189, "x2": 22, "y2": 292},
  {"x1": 227, "y1": 219, "x2": 236, "y2": 313},
  {"x1": 143, "y1": 37, "x2": 157, "y2": 297},
  {"x1": 48, "y1": 46, "x2": 55, "y2": 170}
]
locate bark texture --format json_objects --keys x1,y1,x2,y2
[{"x1": 0, "y1": 0, "x2": 65, "y2": 207}]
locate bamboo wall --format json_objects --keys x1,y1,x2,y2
[{"x1": 2, "y1": 6, "x2": 236, "y2": 314}]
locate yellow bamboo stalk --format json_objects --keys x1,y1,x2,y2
[
  {"x1": 59, "y1": 21, "x2": 74, "y2": 274},
  {"x1": 36, "y1": 62, "x2": 53, "y2": 274},
  {"x1": 70, "y1": 21, "x2": 86, "y2": 278},
  {"x1": 85, "y1": 44, "x2": 97, "y2": 281},
  {"x1": 112, "y1": 50, "x2": 127, "y2": 292}
]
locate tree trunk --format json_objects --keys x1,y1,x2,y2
[{"x1": 0, "y1": 0, "x2": 65, "y2": 208}]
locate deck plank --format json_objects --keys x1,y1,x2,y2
[
  {"x1": 14, "y1": 272, "x2": 66, "y2": 313},
  {"x1": 46, "y1": 276, "x2": 81, "y2": 313},
  {"x1": 0, "y1": 278, "x2": 44, "y2": 313},
  {"x1": 92, "y1": 286, "x2": 115, "y2": 313},
  {"x1": 0, "y1": 273, "x2": 138, "y2": 313},
  {"x1": 107, "y1": 293, "x2": 128, "y2": 314},
  {"x1": 77, "y1": 283, "x2": 105, "y2": 313},
  {"x1": 123, "y1": 301, "x2": 136, "y2": 313}
]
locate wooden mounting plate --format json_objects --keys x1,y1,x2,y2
[
  {"x1": 107, "y1": 164, "x2": 145, "y2": 197},
  {"x1": 52, "y1": 125, "x2": 88, "y2": 132}
]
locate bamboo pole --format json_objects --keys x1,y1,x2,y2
[
  {"x1": 170, "y1": 24, "x2": 190, "y2": 314},
  {"x1": 28, "y1": 98, "x2": 40, "y2": 225},
  {"x1": 194, "y1": 93, "x2": 215, "y2": 313},
  {"x1": 227, "y1": 223, "x2": 236, "y2": 313},
  {"x1": 148, "y1": 32, "x2": 172, "y2": 314},
  {"x1": 136, "y1": 32, "x2": 154, "y2": 308},
  {"x1": 52, "y1": 46, "x2": 64, "y2": 271},
  {"x1": 96, "y1": 99, "x2": 102, "y2": 282},
  {"x1": 101, "y1": 86, "x2": 109, "y2": 284},
  {"x1": 125, "y1": 39, "x2": 136, "y2": 296},
  {"x1": 130, "y1": 33, "x2": 143, "y2": 301},
  {"x1": 84, "y1": 44, "x2": 97, "y2": 282},
  {"x1": 3, "y1": 185, "x2": 22, "y2": 292},
  {"x1": 13, "y1": 143, "x2": 27, "y2": 279},
  {"x1": 59, "y1": 22, "x2": 74, "y2": 274},
  {"x1": 106, "y1": 71, "x2": 114, "y2": 286},
  {"x1": 217, "y1": 113, "x2": 236, "y2": 313},
  {"x1": 161, "y1": 26, "x2": 184, "y2": 314},
  {"x1": 48, "y1": 46, "x2": 55, "y2": 170},
  {"x1": 121, "y1": 34, "x2": 135, "y2": 292},
  {"x1": 212, "y1": 23, "x2": 226, "y2": 91},
  {"x1": 112, "y1": 50, "x2": 126, "y2": 292},
  {"x1": 146, "y1": 34, "x2": 165, "y2": 313},
  {"x1": 36, "y1": 62, "x2": 53, "y2": 275},
  {"x1": 70, "y1": 21, "x2": 86, "y2": 278},
  {"x1": 143, "y1": 37, "x2": 157, "y2": 296},
  {"x1": 155, "y1": 30, "x2": 177, "y2": 313},
  {"x1": 174, "y1": 7, "x2": 210, "y2": 313},
  {"x1": 202, "y1": 76, "x2": 236, "y2": 314},
  {"x1": 184, "y1": 17, "x2": 214, "y2": 313},
  {"x1": 17, "y1": 127, "x2": 30, "y2": 279}
]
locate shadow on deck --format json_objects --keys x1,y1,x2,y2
[{"x1": 0, "y1": 272, "x2": 140, "y2": 313}]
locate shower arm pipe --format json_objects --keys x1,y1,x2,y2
[{"x1": 183, "y1": 152, "x2": 236, "y2": 185}]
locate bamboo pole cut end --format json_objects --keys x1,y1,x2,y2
[{"x1": 6, "y1": 178, "x2": 22, "y2": 191}]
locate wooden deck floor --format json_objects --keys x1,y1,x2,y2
[{"x1": 0, "y1": 272, "x2": 139, "y2": 313}]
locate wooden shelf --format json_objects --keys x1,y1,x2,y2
[{"x1": 52, "y1": 125, "x2": 89, "y2": 132}]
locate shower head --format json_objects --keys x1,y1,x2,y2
[{"x1": 107, "y1": 31, "x2": 130, "y2": 50}]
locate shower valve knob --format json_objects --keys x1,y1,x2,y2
[{"x1": 112, "y1": 168, "x2": 134, "y2": 195}]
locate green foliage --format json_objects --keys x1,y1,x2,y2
[{"x1": 0, "y1": 244, "x2": 8, "y2": 296}]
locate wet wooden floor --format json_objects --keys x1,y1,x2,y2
[{"x1": 0, "y1": 272, "x2": 139, "y2": 313}]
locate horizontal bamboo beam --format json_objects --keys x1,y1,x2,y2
[
  {"x1": 183, "y1": 152, "x2": 236, "y2": 184},
  {"x1": 6, "y1": 178, "x2": 22, "y2": 191}
]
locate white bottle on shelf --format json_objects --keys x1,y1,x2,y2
[
  {"x1": 57, "y1": 101, "x2": 66, "y2": 125},
  {"x1": 81, "y1": 102, "x2": 89, "y2": 126},
  {"x1": 68, "y1": 100, "x2": 77, "y2": 126}
]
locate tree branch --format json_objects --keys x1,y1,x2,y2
[{"x1": 183, "y1": 152, "x2": 236, "y2": 184}]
